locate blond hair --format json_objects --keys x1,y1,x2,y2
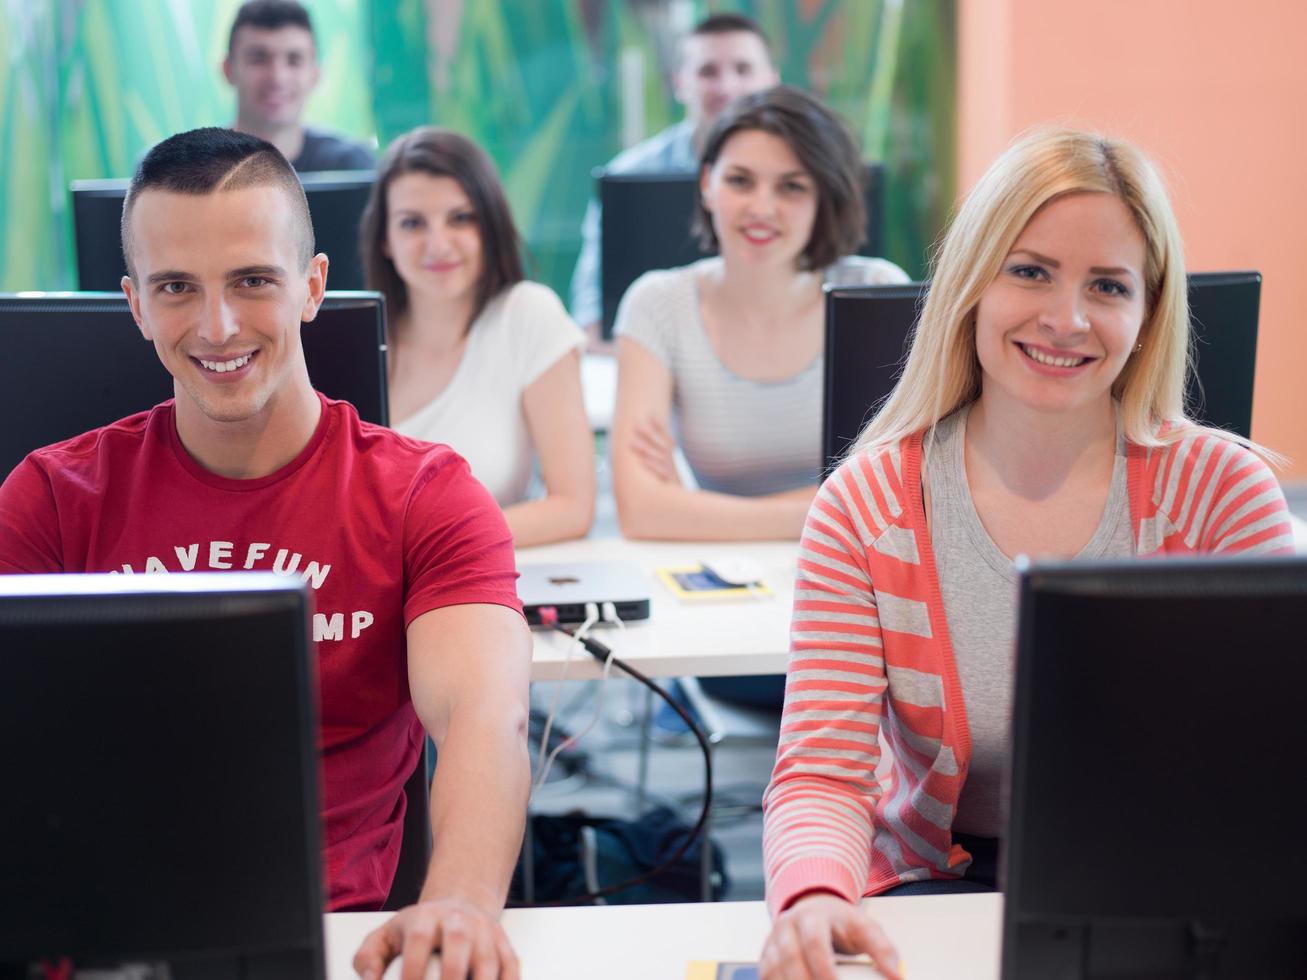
[{"x1": 856, "y1": 127, "x2": 1227, "y2": 456}]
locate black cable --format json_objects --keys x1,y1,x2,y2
[
  {"x1": 535, "y1": 624, "x2": 714, "y2": 906},
  {"x1": 677, "y1": 782, "x2": 765, "y2": 825}
]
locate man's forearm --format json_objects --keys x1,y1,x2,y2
[{"x1": 421, "y1": 705, "x2": 531, "y2": 914}]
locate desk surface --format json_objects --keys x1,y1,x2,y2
[
  {"x1": 523, "y1": 515, "x2": 1307, "y2": 681},
  {"x1": 517, "y1": 537, "x2": 799, "y2": 681},
  {"x1": 326, "y1": 895, "x2": 1002, "y2": 979},
  {"x1": 581, "y1": 352, "x2": 617, "y2": 432}
]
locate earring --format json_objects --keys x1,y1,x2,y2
[{"x1": 1134, "y1": 342, "x2": 1143, "y2": 352}]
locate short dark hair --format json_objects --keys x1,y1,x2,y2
[
  {"x1": 228, "y1": 0, "x2": 314, "y2": 55},
  {"x1": 122, "y1": 127, "x2": 314, "y2": 280},
  {"x1": 692, "y1": 86, "x2": 865, "y2": 271},
  {"x1": 359, "y1": 126, "x2": 525, "y2": 335},
  {"x1": 691, "y1": 12, "x2": 771, "y2": 49}
]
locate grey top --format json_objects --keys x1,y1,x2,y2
[
  {"x1": 292, "y1": 127, "x2": 375, "y2": 173},
  {"x1": 615, "y1": 255, "x2": 909, "y2": 497},
  {"x1": 568, "y1": 121, "x2": 698, "y2": 326},
  {"x1": 926, "y1": 405, "x2": 1135, "y2": 838}
]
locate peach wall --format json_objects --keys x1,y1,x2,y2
[{"x1": 958, "y1": 0, "x2": 1307, "y2": 478}]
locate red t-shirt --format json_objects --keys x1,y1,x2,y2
[{"x1": 0, "y1": 394, "x2": 523, "y2": 911}]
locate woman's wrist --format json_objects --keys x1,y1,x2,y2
[{"x1": 784, "y1": 887, "x2": 852, "y2": 912}]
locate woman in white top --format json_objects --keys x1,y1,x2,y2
[
  {"x1": 360, "y1": 127, "x2": 594, "y2": 546},
  {"x1": 612, "y1": 86, "x2": 908, "y2": 541}
]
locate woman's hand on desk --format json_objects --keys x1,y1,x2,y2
[
  {"x1": 759, "y1": 892, "x2": 902, "y2": 980},
  {"x1": 352, "y1": 896, "x2": 520, "y2": 980}
]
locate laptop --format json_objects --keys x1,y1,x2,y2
[{"x1": 517, "y1": 561, "x2": 651, "y2": 626}]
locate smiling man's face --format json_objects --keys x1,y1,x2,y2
[
  {"x1": 121, "y1": 184, "x2": 325, "y2": 428},
  {"x1": 223, "y1": 24, "x2": 319, "y2": 132}
]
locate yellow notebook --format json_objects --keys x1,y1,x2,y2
[
  {"x1": 656, "y1": 564, "x2": 773, "y2": 601},
  {"x1": 685, "y1": 965, "x2": 757, "y2": 980},
  {"x1": 686, "y1": 960, "x2": 885, "y2": 978}
]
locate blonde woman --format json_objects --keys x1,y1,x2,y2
[{"x1": 758, "y1": 128, "x2": 1293, "y2": 980}]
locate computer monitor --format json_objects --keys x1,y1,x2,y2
[
  {"x1": 1184, "y1": 270, "x2": 1261, "y2": 435},
  {"x1": 1003, "y1": 556, "x2": 1307, "y2": 979},
  {"x1": 0, "y1": 291, "x2": 388, "y2": 480},
  {"x1": 599, "y1": 163, "x2": 886, "y2": 338},
  {"x1": 821, "y1": 282, "x2": 920, "y2": 474},
  {"x1": 822, "y1": 271, "x2": 1262, "y2": 473},
  {"x1": 71, "y1": 171, "x2": 375, "y2": 291},
  {"x1": 0, "y1": 573, "x2": 325, "y2": 977}
]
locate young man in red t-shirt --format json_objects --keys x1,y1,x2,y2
[{"x1": 0, "y1": 128, "x2": 528, "y2": 980}]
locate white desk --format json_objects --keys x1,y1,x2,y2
[
  {"x1": 326, "y1": 894, "x2": 1002, "y2": 979},
  {"x1": 517, "y1": 537, "x2": 799, "y2": 681},
  {"x1": 581, "y1": 352, "x2": 617, "y2": 432},
  {"x1": 1292, "y1": 513, "x2": 1307, "y2": 553},
  {"x1": 521, "y1": 514, "x2": 1307, "y2": 681}
]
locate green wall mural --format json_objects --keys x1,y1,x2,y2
[
  {"x1": 1, "y1": 0, "x2": 953, "y2": 298},
  {"x1": 2, "y1": 2, "x2": 62, "y2": 291},
  {"x1": 2, "y1": 0, "x2": 375, "y2": 293},
  {"x1": 373, "y1": 0, "x2": 956, "y2": 292}
]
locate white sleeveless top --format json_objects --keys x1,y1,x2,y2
[{"x1": 392, "y1": 281, "x2": 584, "y2": 505}]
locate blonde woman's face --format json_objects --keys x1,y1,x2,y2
[{"x1": 973, "y1": 191, "x2": 1147, "y2": 418}]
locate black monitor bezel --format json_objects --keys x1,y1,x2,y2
[
  {"x1": 0, "y1": 575, "x2": 325, "y2": 974},
  {"x1": 599, "y1": 163, "x2": 886, "y2": 339},
  {"x1": 1002, "y1": 555, "x2": 1307, "y2": 979},
  {"x1": 70, "y1": 172, "x2": 376, "y2": 292},
  {"x1": 822, "y1": 271, "x2": 1262, "y2": 476},
  {"x1": 0, "y1": 289, "x2": 389, "y2": 480}
]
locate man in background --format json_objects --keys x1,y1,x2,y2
[
  {"x1": 568, "y1": 12, "x2": 778, "y2": 339},
  {"x1": 224, "y1": 0, "x2": 374, "y2": 172}
]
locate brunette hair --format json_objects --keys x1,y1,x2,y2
[
  {"x1": 692, "y1": 85, "x2": 865, "y2": 271},
  {"x1": 359, "y1": 126, "x2": 525, "y2": 335}
]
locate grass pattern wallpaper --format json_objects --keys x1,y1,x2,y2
[
  {"x1": 1, "y1": 0, "x2": 953, "y2": 297},
  {"x1": 2, "y1": 1, "x2": 61, "y2": 291},
  {"x1": 2, "y1": 0, "x2": 375, "y2": 292}
]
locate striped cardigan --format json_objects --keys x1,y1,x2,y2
[{"x1": 762, "y1": 424, "x2": 1293, "y2": 914}]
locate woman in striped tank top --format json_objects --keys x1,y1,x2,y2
[
  {"x1": 611, "y1": 87, "x2": 909, "y2": 722},
  {"x1": 611, "y1": 86, "x2": 908, "y2": 542},
  {"x1": 757, "y1": 128, "x2": 1292, "y2": 980}
]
